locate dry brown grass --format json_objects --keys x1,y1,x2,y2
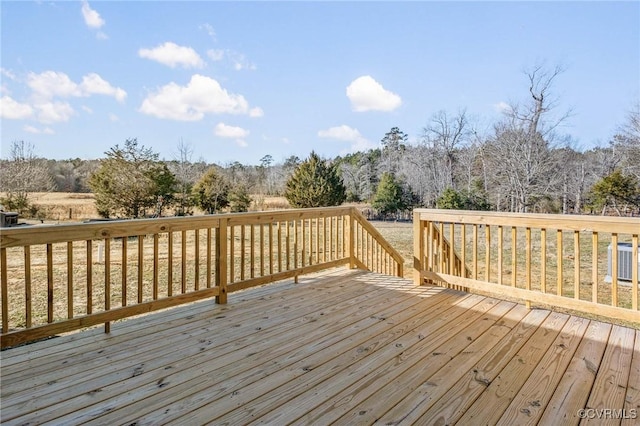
[{"x1": 21, "y1": 193, "x2": 294, "y2": 224}]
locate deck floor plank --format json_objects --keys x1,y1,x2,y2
[
  {"x1": 212, "y1": 297, "x2": 506, "y2": 426},
  {"x1": 537, "y1": 320, "x2": 612, "y2": 426},
  {"x1": 496, "y1": 316, "x2": 591, "y2": 426},
  {"x1": 324, "y1": 301, "x2": 524, "y2": 426},
  {"x1": 454, "y1": 311, "x2": 570, "y2": 425},
  {"x1": 406, "y1": 308, "x2": 551, "y2": 426},
  {"x1": 1, "y1": 268, "x2": 637, "y2": 426},
  {"x1": 583, "y1": 325, "x2": 637, "y2": 426},
  {"x1": 622, "y1": 330, "x2": 640, "y2": 426}
]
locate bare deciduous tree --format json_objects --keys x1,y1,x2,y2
[
  {"x1": 483, "y1": 65, "x2": 571, "y2": 212},
  {"x1": 0, "y1": 141, "x2": 54, "y2": 214}
]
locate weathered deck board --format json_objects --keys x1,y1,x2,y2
[{"x1": 1, "y1": 268, "x2": 638, "y2": 425}]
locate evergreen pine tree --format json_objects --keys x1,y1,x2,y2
[
  {"x1": 284, "y1": 151, "x2": 346, "y2": 208},
  {"x1": 372, "y1": 172, "x2": 407, "y2": 218}
]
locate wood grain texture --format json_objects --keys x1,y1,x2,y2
[{"x1": 1, "y1": 269, "x2": 636, "y2": 426}]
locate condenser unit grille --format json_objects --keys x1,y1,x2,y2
[{"x1": 606, "y1": 243, "x2": 639, "y2": 282}]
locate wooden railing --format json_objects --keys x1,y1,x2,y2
[
  {"x1": 413, "y1": 209, "x2": 640, "y2": 324},
  {"x1": 0, "y1": 207, "x2": 403, "y2": 348}
]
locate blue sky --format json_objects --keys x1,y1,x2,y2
[{"x1": 1, "y1": 1, "x2": 638, "y2": 165}]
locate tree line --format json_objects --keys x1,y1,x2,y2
[{"x1": 1, "y1": 66, "x2": 638, "y2": 219}]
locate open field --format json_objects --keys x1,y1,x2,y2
[{"x1": 19, "y1": 192, "x2": 295, "y2": 223}]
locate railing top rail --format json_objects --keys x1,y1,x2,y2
[
  {"x1": 0, "y1": 206, "x2": 356, "y2": 249},
  {"x1": 415, "y1": 209, "x2": 639, "y2": 234},
  {"x1": 0, "y1": 215, "x2": 222, "y2": 249},
  {"x1": 351, "y1": 208, "x2": 405, "y2": 265}
]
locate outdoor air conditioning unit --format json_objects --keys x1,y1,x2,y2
[{"x1": 606, "y1": 243, "x2": 639, "y2": 282}]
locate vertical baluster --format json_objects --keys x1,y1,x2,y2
[
  {"x1": 207, "y1": 229, "x2": 212, "y2": 288},
  {"x1": 611, "y1": 233, "x2": 618, "y2": 306},
  {"x1": 250, "y1": 225, "x2": 255, "y2": 279},
  {"x1": 2, "y1": 248, "x2": 9, "y2": 333},
  {"x1": 47, "y1": 243, "x2": 53, "y2": 323},
  {"x1": 24, "y1": 247, "x2": 32, "y2": 327},
  {"x1": 460, "y1": 223, "x2": 466, "y2": 277},
  {"x1": 294, "y1": 220, "x2": 298, "y2": 269},
  {"x1": 592, "y1": 232, "x2": 598, "y2": 303},
  {"x1": 286, "y1": 221, "x2": 291, "y2": 271},
  {"x1": 230, "y1": 226, "x2": 235, "y2": 283},
  {"x1": 483, "y1": 225, "x2": 490, "y2": 282},
  {"x1": 269, "y1": 222, "x2": 274, "y2": 274},
  {"x1": 330, "y1": 216, "x2": 335, "y2": 261},
  {"x1": 153, "y1": 234, "x2": 159, "y2": 299},
  {"x1": 260, "y1": 224, "x2": 265, "y2": 276},
  {"x1": 511, "y1": 227, "x2": 517, "y2": 287},
  {"x1": 632, "y1": 234, "x2": 638, "y2": 310},
  {"x1": 497, "y1": 226, "x2": 503, "y2": 284},
  {"x1": 241, "y1": 225, "x2": 246, "y2": 280},
  {"x1": 104, "y1": 238, "x2": 111, "y2": 333},
  {"x1": 540, "y1": 228, "x2": 547, "y2": 293},
  {"x1": 472, "y1": 224, "x2": 478, "y2": 280},
  {"x1": 439, "y1": 222, "x2": 445, "y2": 275},
  {"x1": 557, "y1": 230, "x2": 563, "y2": 296},
  {"x1": 181, "y1": 231, "x2": 187, "y2": 293},
  {"x1": 87, "y1": 240, "x2": 93, "y2": 313},
  {"x1": 277, "y1": 222, "x2": 282, "y2": 272},
  {"x1": 168, "y1": 232, "x2": 173, "y2": 296},
  {"x1": 427, "y1": 221, "x2": 434, "y2": 274},
  {"x1": 302, "y1": 219, "x2": 306, "y2": 268},
  {"x1": 122, "y1": 237, "x2": 128, "y2": 305},
  {"x1": 574, "y1": 231, "x2": 580, "y2": 300},
  {"x1": 195, "y1": 229, "x2": 200, "y2": 290},
  {"x1": 315, "y1": 218, "x2": 320, "y2": 264},
  {"x1": 320, "y1": 217, "x2": 325, "y2": 263},
  {"x1": 67, "y1": 242, "x2": 73, "y2": 319},
  {"x1": 449, "y1": 223, "x2": 455, "y2": 276},
  {"x1": 525, "y1": 228, "x2": 531, "y2": 308}
]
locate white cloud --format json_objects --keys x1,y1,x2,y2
[
  {"x1": 80, "y1": 73, "x2": 126, "y2": 102},
  {"x1": 207, "y1": 49, "x2": 225, "y2": 61},
  {"x1": 81, "y1": 105, "x2": 93, "y2": 113},
  {"x1": 214, "y1": 122, "x2": 249, "y2": 139},
  {"x1": 28, "y1": 71, "x2": 81, "y2": 100},
  {"x1": 249, "y1": 107, "x2": 264, "y2": 118},
  {"x1": 346, "y1": 75, "x2": 402, "y2": 112},
  {"x1": 81, "y1": 1, "x2": 105, "y2": 29},
  {"x1": 35, "y1": 101, "x2": 75, "y2": 124},
  {"x1": 109, "y1": 113, "x2": 119, "y2": 122},
  {"x1": 27, "y1": 71, "x2": 126, "y2": 104},
  {"x1": 494, "y1": 101, "x2": 512, "y2": 114},
  {"x1": 207, "y1": 49, "x2": 256, "y2": 71},
  {"x1": 139, "y1": 74, "x2": 257, "y2": 121},
  {"x1": 24, "y1": 125, "x2": 54, "y2": 135},
  {"x1": 214, "y1": 123, "x2": 249, "y2": 148},
  {"x1": 0, "y1": 96, "x2": 34, "y2": 119},
  {"x1": 318, "y1": 125, "x2": 376, "y2": 152},
  {"x1": 231, "y1": 52, "x2": 256, "y2": 71},
  {"x1": 96, "y1": 31, "x2": 108, "y2": 40},
  {"x1": 139, "y1": 42, "x2": 204, "y2": 69},
  {"x1": 1, "y1": 68, "x2": 17, "y2": 81},
  {"x1": 200, "y1": 23, "x2": 217, "y2": 41}
]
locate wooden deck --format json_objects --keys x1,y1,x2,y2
[{"x1": 1, "y1": 268, "x2": 638, "y2": 425}]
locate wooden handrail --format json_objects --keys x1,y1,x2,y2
[
  {"x1": 413, "y1": 209, "x2": 640, "y2": 324},
  {"x1": 0, "y1": 207, "x2": 402, "y2": 348},
  {"x1": 350, "y1": 208, "x2": 404, "y2": 278}
]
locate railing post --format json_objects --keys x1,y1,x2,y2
[
  {"x1": 216, "y1": 218, "x2": 228, "y2": 304},
  {"x1": 413, "y1": 211, "x2": 423, "y2": 286},
  {"x1": 348, "y1": 210, "x2": 355, "y2": 269}
]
